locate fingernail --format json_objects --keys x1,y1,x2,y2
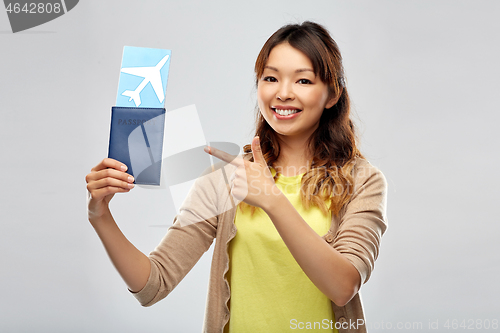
[
  {"x1": 204, "y1": 146, "x2": 210, "y2": 154},
  {"x1": 128, "y1": 183, "x2": 135, "y2": 189},
  {"x1": 121, "y1": 165, "x2": 128, "y2": 171},
  {"x1": 128, "y1": 176, "x2": 134, "y2": 183}
]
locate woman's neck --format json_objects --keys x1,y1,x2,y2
[{"x1": 273, "y1": 135, "x2": 313, "y2": 177}]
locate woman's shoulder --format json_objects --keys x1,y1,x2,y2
[
  {"x1": 349, "y1": 157, "x2": 388, "y2": 197},
  {"x1": 352, "y1": 157, "x2": 386, "y2": 183}
]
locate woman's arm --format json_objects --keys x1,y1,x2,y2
[
  {"x1": 86, "y1": 158, "x2": 150, "y2": 292},
  {"x1": 262, "y1": 193, "x2": 360, "y2": 306},
  {"x1": 205, "y1": 137, "x2": 387, "y2": 306},
  {"x1": 262, "y1": 160, "x2": 387, "y2": 306}
]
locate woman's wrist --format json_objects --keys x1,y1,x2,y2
[
  {"x1": 260, "y1": 189, "x2": 287, "y2": 215},
  {"x1": 88, "y1": 204, "x2": 113, "y2": 229}
]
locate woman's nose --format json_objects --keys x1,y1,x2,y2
[{"x1": 276, "y1": 82, "x2": 294, "y2": 101}]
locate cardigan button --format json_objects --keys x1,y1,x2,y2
[
  {"x1": 325, "y1": 234, "x2": 334, "y2": 243},
  {"x1": 338, "y1": 316, "x2": 347, "y2": 323}
]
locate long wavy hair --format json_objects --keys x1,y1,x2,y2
[{"x1": 242, "y1": 21, "x2": 363, "y2": 216}]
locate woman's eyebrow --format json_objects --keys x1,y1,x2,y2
[
  {"x1": 264, "y1": 65, "x2": 279, "y2": 72},
  {"x1": 264, "y1": 65, "x2": 314, "y2": 73}
]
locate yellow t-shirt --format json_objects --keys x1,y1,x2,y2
[{"x1": 227, "y1": 171, "x2": 338, "y2": 332}]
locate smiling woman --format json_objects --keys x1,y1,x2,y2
[
  {"x1": 85, "y1": 21, "x2": 387, "y2": 333},
  {"x1": 247, "y1": 22, "x2": 362, "y2": 217},
  {"x1": 258, "y1": 43, "x2": 336, "y2": 141}
]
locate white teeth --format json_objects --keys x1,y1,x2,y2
[{"x1": 274, "y1": 109, "x2": 299, "y2": 116}]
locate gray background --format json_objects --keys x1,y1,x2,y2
[{"x1": 1, "y1": 0, "x2": 499, "y2": 332}]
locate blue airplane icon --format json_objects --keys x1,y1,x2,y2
[{"x1": 120, "y1": 54, "x2": 170, "y2": 107}]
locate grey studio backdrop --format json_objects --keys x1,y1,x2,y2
[{"x1": 1, "y1": 1, "x2": 499, "y2": 332}]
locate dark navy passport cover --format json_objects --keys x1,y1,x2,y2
[{"x1": 108, "y1": 107, "x2": 166, "y2": 185}]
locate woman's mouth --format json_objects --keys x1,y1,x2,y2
[{"x1": 272, "y1": 107, "x2": 302, "y2": 117}]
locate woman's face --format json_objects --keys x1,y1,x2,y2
[{"x1": 257, "y1": 42, "x2": 336, "y2": 142}]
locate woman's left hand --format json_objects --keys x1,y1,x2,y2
[{"x1": 204, "y1": 136, "x2": 280, "y2": 210}]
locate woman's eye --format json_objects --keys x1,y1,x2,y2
[
  {"x1": 298, "y1": 79, "x2": 312, "y2": 84},
  {"x1": 263, "y1": 76, "x2": 277, "y2": 82}
]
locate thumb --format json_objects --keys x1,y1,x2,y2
[{"x1": 251, "y1": 136, "x2": 266, "y2": 165}]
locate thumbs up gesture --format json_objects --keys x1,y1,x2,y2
[{"x1": 204, "y1": 136, "x2": 280, "y2": 210}]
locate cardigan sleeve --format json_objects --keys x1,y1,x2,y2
[
  {"x1": 332, "y1": 159, "x2": 388, "y2": 286},
  {"x1": 130, "y1": 167, "x2": 225, "y2": 307}
]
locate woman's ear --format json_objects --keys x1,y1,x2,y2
[{"x1": 325, "y1": 88, "x2": 342, "y2": 109}]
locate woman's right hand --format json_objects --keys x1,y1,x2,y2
[
  {"x1": 85, "y1": 158, "x2": 135, "y2": 222},
  {"x1": 85, "y1": 159, "x2": 150, "y2": 292}
]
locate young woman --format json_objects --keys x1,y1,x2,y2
[{"x1": 86, "y1": 21, "x2": 387, "y2": 333}]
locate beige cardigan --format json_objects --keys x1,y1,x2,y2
[{"x1": 131, "y1": 157, "x2": 388, "y2": 333}]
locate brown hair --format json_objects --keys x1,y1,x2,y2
[{"x1": 243, "y1": 21, "x2": 363, "y2": 216}]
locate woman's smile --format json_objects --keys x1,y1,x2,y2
[
  {"x1": 272, "y1": 105, "x2": 302, "y2": 118},
  {"x1": 257, "y1": 43, "x2": 336, "y2": 140}
]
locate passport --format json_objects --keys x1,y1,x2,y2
[{"x1": 108, "y1": 107, "x2": 166, "y2": 185}]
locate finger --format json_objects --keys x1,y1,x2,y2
[
  {"x1": 86, "y1": 168, "x2": 134, "y2": 184},
  {"x1": 204, "y1": 146, "x2": 242, "y2": 167},
  {"x1": 230, "y1": 182, "x2": 246, "y2": 203},
  {"x1": 229, "y1": 172, "x2": 236, "y2": 184},
  {"x1": 89, "y1": 186, "x2": 131, "y2": 201},
  {"x1": 87, "y1": 177, "x2": 135, "y2": 193},
  {"x1": 251, "y1": 136, "x2": 266, "y2": 165},
  {"x1": 91, "y1": 158, "x2": 128, "y2": 173}
]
